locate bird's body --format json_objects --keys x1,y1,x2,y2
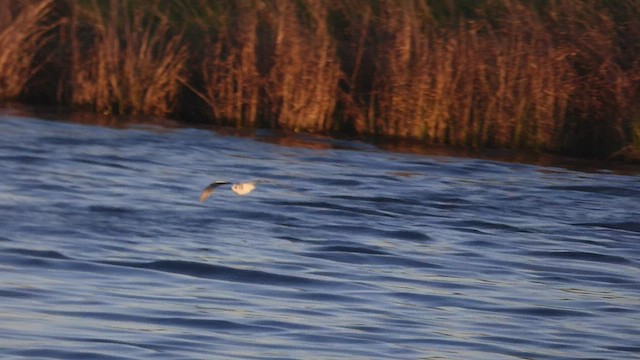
[
  {"x1": 231, "y1": 182, "x2": 255, "y2": 195},
  {"x1": 199, "y1": 180, "x2": 268, "y2": 202}
]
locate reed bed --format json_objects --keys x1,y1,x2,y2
[
  {"x1": 1, "y1": 0, "x2": 639, "y2": 157},
  {"x1": 187, "y1": 1, "x2": 261, "y2": 127},
  {"x1": 69, "y1": 0, "x2": 188, "y2": 116},
  {"x1": 0, "y1": 0, "x2": 58, "y2": 99},
  {"x1": 374, "y1": 0, "x2": 575, "y2": 150},
  {"x1": 265, "y1": 0, "x2": 340, "y2": 132}
]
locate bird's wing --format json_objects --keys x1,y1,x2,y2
[
  {"x1": 199, "y1": 181, "x2": 230, "y2": 202},
  {"x1": 243, "y1": 179, "x2": 275, "y2": 189},
  {"x1": 249, "y1": 179, "x2": 273, "y2": 185}
]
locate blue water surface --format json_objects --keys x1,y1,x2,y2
[{"x1": 1, "y1": 111, "x2": 639, "y2": 359}]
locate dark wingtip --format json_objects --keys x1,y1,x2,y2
[{"x1": 199, "y1": 181, "x2": 231, "y2": 203}]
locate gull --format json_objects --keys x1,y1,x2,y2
[{"x1": 199, "y1": 180, "x2": 269, "y2": 202}]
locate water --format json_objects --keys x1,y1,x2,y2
[{"x1": 1, "y1": 111, "x2": 639, "y2": 359}]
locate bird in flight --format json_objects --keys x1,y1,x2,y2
[{"x1": 199, "y1": 180, "x2": 269, "y2": 202}]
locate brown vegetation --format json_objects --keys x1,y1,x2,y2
[
  {"x1": 334, "y1": 0, "x2": 640, "y2": 156},
  {"x1": 352, "y1": 0, "x2": 576, "y2": 150},
  {"x1": 193, "y1": 1, "x2": 261, "y2": 127},
  {"x1": 67, "y1": 0, "x2": 188, "y2": 116},
  {"x1": 0, "y1": 0, "x2": 58, "y2": 99},
  {"x1": 0, "y1": 0, "x2": 638, "y2": 158},
  {"x1": 265, "y1": 0, "x2": 340, "y2": 133}
]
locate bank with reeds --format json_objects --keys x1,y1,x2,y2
[{"x1": 1, "y1": 0, "x2": 639, "y2": 159}]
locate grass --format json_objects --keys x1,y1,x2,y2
[{"x1": 0, "y1": 0, "x2": 639, "y2": 158}]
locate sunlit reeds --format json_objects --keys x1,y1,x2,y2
[
  {"x1": 0, "y1": 0, "x2": 57, "y2": 99},
  {"x1": 332, "y1": 0, "x2": 639, "y2": 155},
  {"x1": 544, "y1": 0, "x2": 640, "y2": 155},
  {"x1": 69, "y1": 0, "x2": 188, "y2": 116},
  {"x1": 339, "y1": 0, "x2": 575, "y2": 150},
  {"x1": 1, "y1": 0, "x2": 639, "y2": 157},
  {"x1": 262, "y1": 0, "x2": 340, "y2": 132},
  {"x1": 195, "y1": 1, "x2": 261, "y2": 127},
  {"x1": 189, "y1": 0, "x2": 340, "y2": 131}
]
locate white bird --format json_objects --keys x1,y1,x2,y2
[{"x1": 199, "y1": 180, "x2": 269, "y2": 202}]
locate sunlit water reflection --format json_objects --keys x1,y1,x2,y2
[{"x1": 1, "y1": 111, "x2": 639, "y2": 359}]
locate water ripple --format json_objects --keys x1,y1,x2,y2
[
  {"x1": 1, "y1": 113, "x2": 640, "y2": 359},
  {"x1": 102, "y1": 259, "x2": 332, "y2": 287}
]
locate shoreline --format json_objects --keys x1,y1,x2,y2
[{"x1": 3, "y1": 103, "x2": 639, "y2": 175}]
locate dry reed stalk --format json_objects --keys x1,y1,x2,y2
[
  {"x1": 545, "y1": 0, "x2": 640, "y2": 154},
  {"x1": 71, "y1": 0, "x2": 188, "y2": 116},
  {"x1": 370, "y1": 1, "x2": 422, "y2": 137},
  {"x1": 363, "y1": 2, "x2": 481, "y2": 143},
  {"x1": 0, "y1": 0, "x2": 57, "y2": 100},
  {"x1": 199, "y1": 1, "x2": 260, "y2": 127},
  {"x1": 368, "y1": 0, "x2": 575, "y2": 149},
  {"x1": 266, "y1": 0, "x2": 340, "y2": 132},
  {"x1": 0, "y1": 1, "x2": 12, "y2": 30},
  {"x1": 471, "y1": 1, "x2": 574, "y2": 149},
  {"x1": 324, "y1": 0, "x2": 375, "y2": 134}
]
